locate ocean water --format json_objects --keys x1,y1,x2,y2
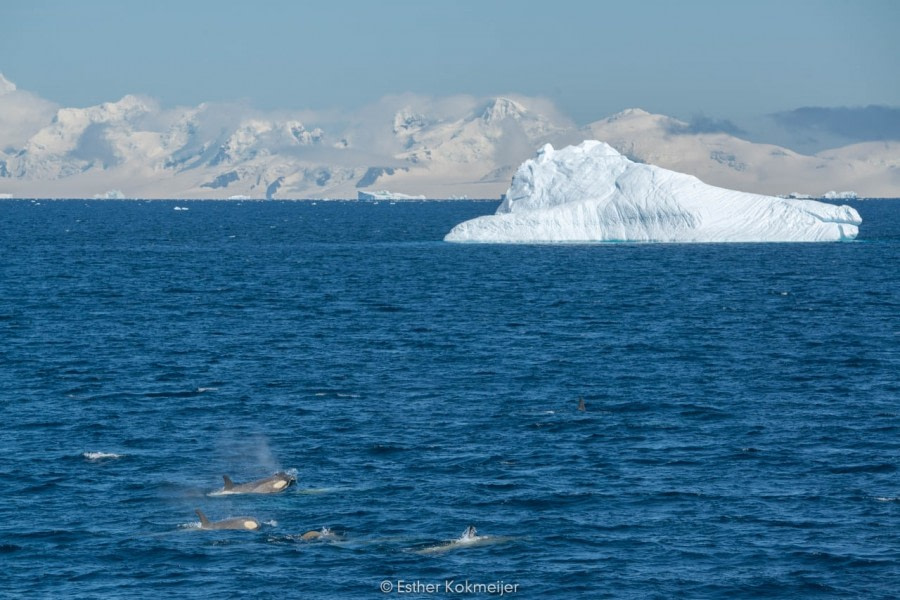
[{"x1": 1, "y1": 199, "x2": 898, "y2": 599}]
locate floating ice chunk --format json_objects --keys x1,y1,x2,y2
[
  {"x1": 94, "y1": 189, "x2": 126, "y2": 200},
  {"x1": 822, "y1": 190, "x2": 858, "y2": 200},
  {"x1": 357, "y1": 190, "x2": 426, "y2": 201},
  {"x1": 445, "y1": 141, "x2": 861, "y2": 243},
  {"x1": 83, "y1": 451, "x2": 123, "y2": 461}
]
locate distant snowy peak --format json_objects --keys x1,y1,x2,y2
[
  {"x1": 210, "y1": 119, "x2": 314, "y2": 165},
  {"x1": 480, "y1": 97, "x2": 528, "y2": 123},
  {"x1": 52, "y1": 95, "x2": 153, "y2": 128},
  {"x1": 393, "y1": 108, "x2": 432, "y2": 135},
  {"x1": 209, "y1": 118, "x2": 323, "y2": 165},
  {"x1": 596, "y1": 107, "x2": 648, "y2": 124},
  {"x1": 285, "y1": 120, "x2": 324, "y2": 145},
  {"x1": 3, "y1": 95, "x2": 158, "y2": 178},
  {"x1": 481, "y1": 97, "x2": 564, "y2": 140},
  {"x1": 584, "y1": 109, "x2": 900, "y2": 196},
  {"x1": 26, "y1": 95, "x2": 153, "y2": 156},
  {"x1": 591, "y1": 108, "x2": 678, "y2": 140},
  {"x1": 2, "y1": 74, "x2": 898, "y2": 199},
  {"x1": 210, "y1": 119, "x2": 272, "y2": 164},
  {"x1": 392, "y1": 96, "x2": 568, "y2": 168}
]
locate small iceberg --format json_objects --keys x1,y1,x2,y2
[
  {"x1": 94, "y1": 189, "x2": 126, "y2": 200},
  {"x1": 822, "y1": 190, "x2": 858, "y2": 200},
  {"x1": 444, "y1": 141, "x2": 861, "y2": 243},
  {"x1": 779, "y1": 192, "x2": 815, "y2": 200},
  {"x1": 357, "y1": 190, "x2": 426, "y2": 201}
]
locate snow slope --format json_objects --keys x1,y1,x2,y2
[
  {"x1": 585, "y1": 109, "x2": 900, "y2": 198},
  {"x1": 444, "y1": 141, "x2": 861, "y2": 243},
  {"x1": 0, "y1": 73, "x2": 897, "y2": 199}
]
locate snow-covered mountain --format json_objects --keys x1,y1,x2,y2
[
  {"x1": 357, "y1": 97, "x2": 573, "y2": 198},
  {"x1": 0, "y1": 74, "x2": 897, "y2": 199},
  {"x1": 584, "y1": 109, "x2": 900, "y2": 198}
]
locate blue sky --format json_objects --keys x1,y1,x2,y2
[{"x1": 1, "y1": 0, "x2": 898, "y2": 126}]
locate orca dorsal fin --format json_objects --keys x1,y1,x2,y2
[
  {"x1": 195, "y1": 509, "x2": 210, "y2": 526},
  {"x1": 223, "y1": 475, "x2": 234, "y2": 490}
]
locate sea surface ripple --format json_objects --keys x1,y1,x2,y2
[{"x1": 1, "y1": 199, "x2": 898, "y2": 598}]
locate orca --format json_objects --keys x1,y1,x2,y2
[
  {"x1": 218, "y1": 471, "x2": 295, "y2": 495},
  {"x1": 300, "y1": 527, "x2": 335, "y2": 541},
  {"x1": 459, "y1": 525, "x2": 478, "y2": 541},
  {"x1": 195, "y1": 509, "x2": 260, "y2": 531},
  {"x1": 416, "y1": 525, "x2": 509, "y2": 554}
]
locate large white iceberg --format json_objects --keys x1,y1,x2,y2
[{"x1": 444, "y1": 141, "x2": 861, "y2": 243}]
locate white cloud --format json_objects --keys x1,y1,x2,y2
[{"x1": 0, "y1": 74, "x2": 59, "y2": 150}]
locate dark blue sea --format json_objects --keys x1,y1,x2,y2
[{"x1": 1, "y1": 199, "x2": 898, "y2": 599}]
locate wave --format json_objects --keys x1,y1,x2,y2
[
  {"x1": 312, "y1": 390, "x2": 361, "y2": 398},
  {"x1": 828, "y1": 463, "x2": 896, "y2": 474},
  {"x1": 83, "y1": 451, "x2": 124, "y2": 461}
]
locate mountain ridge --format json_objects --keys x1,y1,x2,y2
[{"x1": 0, "y1": 75, "x2": 897, "y2": 199}]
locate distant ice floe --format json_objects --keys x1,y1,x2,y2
[
  {"x1": 822, "y1": 190, "x2": 858, "y2": 200},
  {"x1": 94, "y1": 189, "x2": 126, "y2": 200},
  {"x1": 83, "y1": 451, "x2": 123, "y2": 461},
  {"x1": 357, "y1": 190, "x2": 426, "y2": 201},
  {"x1": 779, "y1": 192, "x2": 815, "y2": 200},
  {"x1": 445, "y1": 141, "x2": 861, "y2": 243}
]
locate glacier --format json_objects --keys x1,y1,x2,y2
[{"x1": 444, "y1": 141, "x2": 861, "y2": 243}]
